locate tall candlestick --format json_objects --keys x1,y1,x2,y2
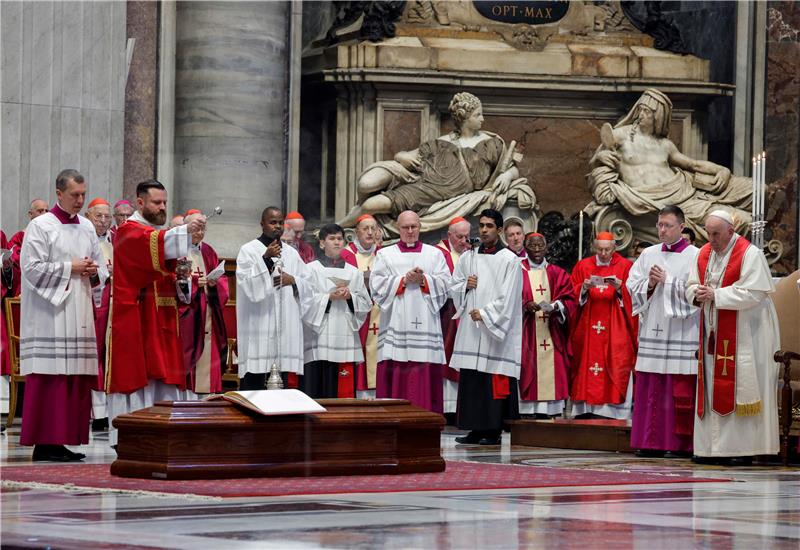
[
  {"x1": 578, "y1": 210, "x2": 584, "y2": 261},
  {"x1": 752, "y1": 156, "x2": 757, "y2": 223}
]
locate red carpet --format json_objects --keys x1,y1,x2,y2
[{"x1": 0, "y1": 461, "x2": 725, "y2": 498}]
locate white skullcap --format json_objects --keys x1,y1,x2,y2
[{"x1": 707, "y1": 209, "x2": 734, "y2": 226}]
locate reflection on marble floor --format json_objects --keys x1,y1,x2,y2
[{"x1": 2, "y1": 421, "x2": 799, "y2": 549}]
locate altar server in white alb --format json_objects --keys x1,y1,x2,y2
[
  {"x1": 627, "y1": 205, "x2": 699, "y2": 457},
  {"x1": 370, "y1": 210, "x2": 451, "y2": 413},
  {"x1": 303, "y1": 224, "x2": 372, "y2": 398},
  {"x1": 686, "y1": 209, "x2": 780, "y2": 464},
  {"x1": 236, "y1": 207, "x2": 313, "y2": 390},
  {"x1": 451, "y1": 209, "x2": 523, "y2": 446},
  {"x1": 19, "y1": 169, "x2": 108, "y2": 462}
]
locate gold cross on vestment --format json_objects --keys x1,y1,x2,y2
[
  {"x1": 591, "y1": 321, "x2": 606, "y2": 335},
  {"x1": 589, "y1": 362, "x2": 603, "y2": 376},
  {"x1": 716, "y1": 339, "x2": 734, "y2": 376}
]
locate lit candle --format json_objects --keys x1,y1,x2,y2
[
  {"x1": 761, "y1": 150, "x2": 766, "y2": 223},
  {"x1": 578, "y1": 210, "x2": 584, "y2": 261}
]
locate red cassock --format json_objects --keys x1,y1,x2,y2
[
  {"x1": 178, "y1": 242, "x2": 229, "y2": 394},
  {"x1": 108, "y1": 221, "x2": 186, "y2": 394},
  {"x1": 433, "y1": 240, "x2": 460, "y2": 384},
  {"x1": 569, "y1": 253, "x2": 637, "y2": 405},
  {"x1": 93, "y1": 276, "x2": 111, "y2": 391},
  {"x1": 1, "y1": 230, "x2": 11, "y2": 375},
  {"x1": 296, "y1": 239, "x2": 317, "y2": 264},
  {"x1": 519, "y1": 262, "x2": 576, "y2": 402},
  {"x1": 8, "y1": 230, "x2": 23, "y2": 297}
]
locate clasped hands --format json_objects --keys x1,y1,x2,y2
[
  {"x1": 329, "y1": 286, "x2": 351, "y2": 301},
  {"x1": 71, "y1": 256, "x2": 99, "y2": 277},
  {"x1": 404, "y1": 267, "x2": 425, "y2": 286},
  {"x1": 694, "y1": 284, "x2": 715, "y2": 304},
  {"x1": 648, "y1": 265, "x2": 666, "y2": 289}
]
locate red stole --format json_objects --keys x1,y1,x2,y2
[{"x1": 696, "y1": 237, "x2": 750, "y2": 417}]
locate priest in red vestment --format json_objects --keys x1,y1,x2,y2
[
  {"x1": 434, "y1": 216, "x2": 472, "y2": 417},
  {"x1": 178, "y1": 210, "x2": 229, "y2": 395},
  {"x1": 1, "y1": 230, "x2": 13, "y2": 379},
  {"x1": 107, "y1": 180, "x2": 205, "y2": 447},
  {"x1": 340, "y1": 214, "x2": 381, "y2": 398},
  {"x1": 519, "y1": 233, "x2": 576, "y2": 417},
  {"x1": 570, "y1": 232, "x2": 637, "y2": 419},
  {"x1": 282, "y1": 211, "x2": 316, "y2": 264}
]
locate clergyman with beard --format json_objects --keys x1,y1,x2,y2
[{"x1": 106, "y1": 180, "x2": 206, "y2": 449}]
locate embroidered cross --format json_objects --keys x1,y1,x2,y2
[
  {"x1": 369, "y1": 323, "x2": 379, "y2": 335},
  {"x1": 539, "y1": 339, "x2": 550, "y2": 351},
  {"x1": 537, "y1": 311, "x2": 549, "y2": 322},
  {"x1": 651, "y1": 324, "x2": 664, "y2": 337},
  {"x1": 716, "y1": 339, "x2": 734, "y2": 376},
  {"x1": 339, "y1": 368, "x2": 350, "y2": 377},
  {"x1": 535, "y1": 284, "x2": 547, "y2": 296},
  {"x1": 411, "y1": 318, "x2": 422, "y2": 329},
  {"x1": 591, "y1": 321, "x2": 606, "y2": 335},
  {"x1": 589, "y1": 362, "x2": 603, "y2": 376}
]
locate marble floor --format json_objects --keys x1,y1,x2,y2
[{"x1": 1, "y1": 421, "x2": 799, "y2": 550}]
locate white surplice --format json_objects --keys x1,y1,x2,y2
[
  {"x1": 19, "y1": 212, "x2": 107, "y2": 376},
  {"x1": 236, "y1": 240, "x2": 313, "y2": 375},
  {"x1": 686, "y1": 235, "x2": 780, "y2": 457},
  {"x1": 627, "y1": 243, "x2": 700, "y2": 375},
  {"x1": 449, "y1": 248, "x2": 523, "y2": 378},
  {"x1": 303, "y1": 260, "x2": 371, "y2": 363},
  {"x1": 370, "y1": 244, "x2": 450, "y2": 364}
]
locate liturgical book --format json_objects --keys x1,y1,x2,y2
[{"x1": 206, "y1": 389, "x2": 327, "y2": 416}]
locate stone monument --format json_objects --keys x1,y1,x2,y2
[
  {"x1": 585, "y1": 88, "x2": 753, "y2": 250},
  {"x1": 338, "y1": 92, "x2": 537, "y2": 235}
]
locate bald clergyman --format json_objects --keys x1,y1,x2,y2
[{"x1": 370, "y1": 210, "x2": 451, "y2": 414}]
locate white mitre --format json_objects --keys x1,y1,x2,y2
[{"x1": 707, "y1": 209, "x2": 735, "y2": 226}]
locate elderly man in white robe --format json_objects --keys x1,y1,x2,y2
[
  {"x1": 236, "y1": 207, "x2": 313, "y2": 390},
  {"x1": 370, "y1": 210, "x2": 451, "y2": 414},
  {"x1": 450, "y1": 209, "x2": 523, "y2": 446},
  {"x1": 303, "y1": 224, "x2": 372, "y2": 398},
  {"x1": 627, "y1": 205, "x2": 699, "y2": 457},
  {"x1": 19, "y1": 169, "x2": 108, "y2": 462},
  {"x1": 686, "y1": 209, "x2": 780, "y2": 466}
]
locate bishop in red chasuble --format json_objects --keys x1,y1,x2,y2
[
  {"x1": 570, "y1": 232, "x2": 637, "y2": 419},
  {"x1": 519, "y1": 233, "x2": 576, "y2": 417}
]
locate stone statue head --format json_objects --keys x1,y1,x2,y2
[
  {"x1": 449, "y1": 92, "x2": 482, "y2": 132},
  {"x1": 617, "y1": 88, "x2": 673, "y2": 138}
]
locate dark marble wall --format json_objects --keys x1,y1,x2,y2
[
  {"x1": 658, "y1": 1, "x2": 737, "y2": 168},
  {"x1": 123, "y1": 1, "x2": 159, "y2": 201},
  {"x1": 766, "y1": 1, "x2": 800, "y2": 274}
]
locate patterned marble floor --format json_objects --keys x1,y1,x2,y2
[{"x1": 2, "y1": 422, "x2": 799, "y2": 549}]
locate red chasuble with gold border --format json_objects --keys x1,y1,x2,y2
[
  {"x1": 520, "y1": 261, "x2": 576, "y2": 402},
  {"x1": 570, "y1": 253, "x2": 637, "y2": 405},
  {"x1": 108, "y1": 221, "x2": 186, "y2": 394}
]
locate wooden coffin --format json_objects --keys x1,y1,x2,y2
[{"x1": 111, "y1": 398, "x2": 445, "y2": 480}]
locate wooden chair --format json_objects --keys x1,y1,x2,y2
[
  {"x1": 772, "y1": 271, "x2": 799, "y2": 465},
  {"x1": 776, "y1": 351, "x2": 800, "y2": 465},
  {"x1": 5, "y1": 297, "x2": 22, "y2": 428}
]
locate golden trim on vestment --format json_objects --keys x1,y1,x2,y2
[
  {"x1": 149, "y1": 230, "x2": 167, "y2": 275},
  {"x1": 735, "y1": 401, "x2": 762, "y2": 417}
]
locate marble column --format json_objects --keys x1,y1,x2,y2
[{"x1": 174, "y1": 1, "x2": 289, "y2": 257}]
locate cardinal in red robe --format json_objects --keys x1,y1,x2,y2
[
  {"x1": 519, "y1": 233, "x2": 576, "y2": 416},
  {"x1": 178, "y1": 210, "x2": 229, "y2": 394},
  {"x1": 1, "y1": 230, "x2": 13, "y2": 377},
  {"x1": 570, "y1": 232, "x2": 637, "y2": 419}
]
